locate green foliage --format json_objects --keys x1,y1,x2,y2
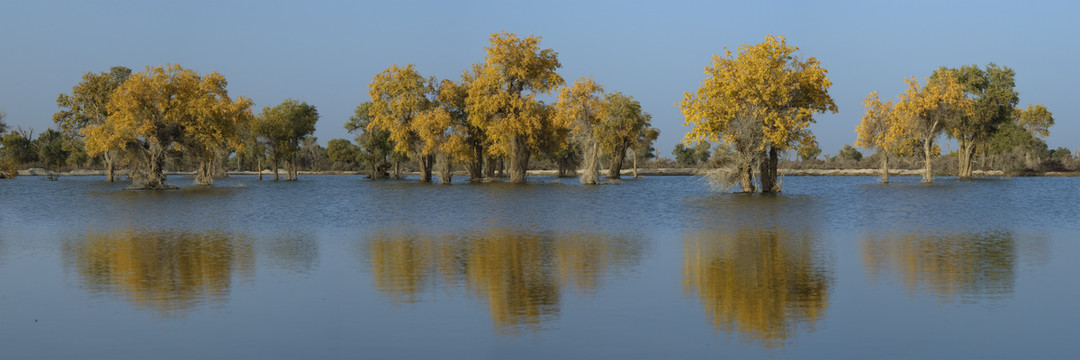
[
  {"x1": 674, "y1": 142, "x2": 712, "y2": 166},
  {"x1": 838, "y1": 144, "x2": 863, "y2": 162},
  {"x1": 1, "y1": 128, "x2": 37, "y2": 165},
  {"x1": 347, "y1": 101, "x2": 397, "y2": 178},
  {"x1": 36, "y1": 129, "x2": 71, "y2": 171},
  {"x1": 326, "y1": 138, "x2": 360, "y2": 165},
  {"x1": 256, "y1": 99, "x2": 319, "y2": 179}
]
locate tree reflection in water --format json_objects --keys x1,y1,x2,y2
[
  {"x1": 366, "y1": 227, "x2": 642, "y2": 335},
  {"x1": 63, "y1": 229, "x2": 254, "y2": 318},
  {"x1": 683, "y1": 225, "x2": 832, "y2": 349},
  {"x1": 862, "y1": 230, "x2": 1018, "y2": 303}
]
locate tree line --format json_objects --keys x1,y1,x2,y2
[
  {"x1": 332, "y1": 32, "x2": 659, "y2": 184},
  {"x1": 0, "y1": 32, "x2": 1070, "y2": 189}
]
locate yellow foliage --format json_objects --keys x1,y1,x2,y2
[
  {"x1": 367, "y1": 64, "x2": 433, "y2": 157},
  {"x1": 680, "y1": 35, "x2": 837, "y2": 154},
  {"x1": 894, "y1": 73, "x2": 974, "y2": 142},
  {"x1": 85, "y1": 64, "x2": 253, "y2": 160},
  {"x1": 855, "y1": 91, "x2": 916, "y2": 156},
  {"x1": 466, "y1": 31, "x2": 564, "y2": 157}
]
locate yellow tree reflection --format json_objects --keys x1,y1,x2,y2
[
  {"x1": 64, "y1": 229, "x2": 254, "y2": 318},
  {"x1": 683, "y1": 226, "x2": 831, "y2": 349},
  {"x1": 862, "y1": 230, "x2": 1016, "y2": 302},
  {"x1": 367, "y1": 227, "x2": 641, "y2": 335}
]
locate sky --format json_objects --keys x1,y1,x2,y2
[{"x1": 1, "y1": 0, "x2": 1077, "y2": 158}]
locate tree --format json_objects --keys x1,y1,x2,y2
[
  {"x1": 367, "y1": 64, "x2": 438, "y2": 182},
  {"x1": 855, "y1": 91, "x2": 915, "y2": 183},
  {"x1": 255, "y1": 99, "x2": 318, "y2": 181},
  {"x1": 673, "y1": 142, "x2": 711, "y2": 167},
  {"x1": 184, "y1": 72, "x2": 255, "y2": 186},
  {"x1": 837, "y1": 144, "x2": 862, "y2": 163},
  {"x1": 86, "y1": 65, "x2": 250, "y2": 189},
  {"x1": 1, "y1": 127, "x2": 37, "y2": 166},
  {"x1": 933, "y1": 64, "x2": 1019, "y2": 179},
  {"x1": 346, "y1": 102, "x2": 395, "y2": 179},
  {"x1": 681, "y1": 35, "x2": 837, "y2": 193},
  {"x1": 35, "y1": 129, "x2": 71, "y2": 176},
  {"x1": 326, "y1": 138, "x2": 360, "y2": 167},
  {"x1": 894, "y1": 73, "x2": 973, "y2": 183},
  {"x1": 630, "y1": 127, "x2": 660, "y2": 178},
  {"x1": 0, "y1": 110, "x2": 7, "y2": 135},
  {"x1": 467, "y1": 31, "x2": 565, "y2": 183},
  {"x1": 54, "y1": 66, "x2": 132, "y2": 182},
  {"x1": 554, "y1": 77, "x2": 607, "y2": 184},
  {"x1": 598, "y1": 92, "x2": 652, "y2": 180},
  {"x1": 437, "y1": 74, "x2": 486, "y2": 181}
]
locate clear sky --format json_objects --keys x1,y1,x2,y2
[{"x1": 1, "y1": 0, "x2": 1076, "y2": 157}]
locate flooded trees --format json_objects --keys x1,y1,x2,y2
[
  {"x1": 893, "y1": 73, "x2": 973, "y2": 183},
  {"x1": 554, "y1": 77, "x2": 607, "y2": 185},
  {"x1": 346, "y1": 101, "x2": 395, "y2": 179},
  {"x1": 367, "y1": 64, "x2": 439, "y2": 182},
  {"x1": 598, "y1": 92, "x2": 652, "y2": 180},
  {"x1": 467, "y1": 31, "x2": 565, "y2": 183},
  {"x1": 85, "y1": 65, "x2": 254, "y2": 189},
  {"x1": 54, "y1": 66, "x2": 132, "y2": 182},
  {"x1": 933, "y1": 64, "x2": 1019, "y2": 179},
  {"x1": 855, "y1": 91, "x2": 914, "y2": 183},
  {"x1": 255, "y1": 99, "x2": 318, "y2": 181},
  {"x1": 680, "y1": 35, "x2": 837, "y2": 193}
]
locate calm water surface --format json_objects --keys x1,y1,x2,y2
[{"x1": 0, "y1": 174, "x2": 1077, "y2": 359}]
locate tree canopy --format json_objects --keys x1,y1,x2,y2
[
  {"x1": 84, "y1": 64, "x2": 253, "y2": 189},
  {"x1": 680, "y1": 35, "x2": 836, "y2": 192},
  {"x1": 466, "y1": 31, "x2": 565, "y2": 183}
]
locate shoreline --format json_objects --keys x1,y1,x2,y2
[{"x1": 13, "y1": 167, "x2": 1080, "y2": 178}]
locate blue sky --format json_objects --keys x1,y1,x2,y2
[{"x1": 1, "y1": 0, "x2": 1076, "y2": 158}]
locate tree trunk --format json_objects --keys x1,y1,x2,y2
[
  {"x1": 958, "y1": 137, "x2": 975, "y2": 179},
  {"x1": 923, "y1": 139, "x2": 934, "y2": 183},
  {"x1": 437, "y1": 153, "x2": 452, "y2": 185},
  {"x1": 419, "y1": 153, "x2": 434, "y2": 183},
  {"x1": 881, "y1": 151, "x2": 890, "y2": 184},
  {"x1": 468, "y1": 142, "x2": 484, "y2": 181},
  {"x1": 484, "y1": 156, "x2": 496, "y2": 179},
  {"x1": 608, "y1": 142, "x2": 628, "y2": 180},
  {"x1": 759, "y1": 147, "x2": 779, "y2": 193},
  {"x1": 258, "y1": 158, "x2": 263, "y2": 181},
  {"x1": 631, "y1": 148, "x2": 639, "y2": 179},
  {"x1": 195, "y1": 160, "x2": 214, "y2": 186},
  {"x1": 580, "y1": 141, "x2": 600, "y2": 185},
  {"x1": 272, "y1": 154, "x2": 280, "y2": 181},
  {"x1": 143, "y1": 141, "x2": 167, "y2": 190},
  {"x1": 393, "y1": 160, "x2": 401, "y2": 179},
  {"x1": 739, "y1": 162, "x2": 755, "y2": 193},
  {"x1": 508, "y1": 135, "x2": 530, "y2": 183},
  {"x1": 104, "y1": 150, "x2": 116, "y2": 182}
]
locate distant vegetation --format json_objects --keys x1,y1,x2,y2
[{"x1": 0, "y1": 33, "x2": 1072, "y2": 188}]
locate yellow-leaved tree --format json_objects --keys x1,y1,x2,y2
[
  {"x1": 553, "y1": 77, "x2": 607, "y2": 185},
  {"x1": 53, "y1": 66, "x2": 132, "y2": 182},
  {"x1": 367, "y1": 64, "x2": 438, "y2": 182},
  {"x1": 86, "y1": 64, "x2": 253, "y2": 189},
  {"x1": 680, "y1": 35, "x2": 837, "y2": 193},
  {"x1": 894, "y1": 73, "x2": 974, "y2": 183},
  {"x1": 467, "y1": 31, "x2": 565, "y2": 183},
  {"x1": 855, "y1": 91, "x2": 916, "y2": 183},
  {"x1": 597, "y1": 92, "x2": 652, "y2": 180}
]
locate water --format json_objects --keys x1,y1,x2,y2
[{"x1": 1, "y1": 175, "x2": 1077, "y2": 359}]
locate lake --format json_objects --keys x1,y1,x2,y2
[{"x1": 0, "y1": 174, "x2": 1077, "y2": 359}]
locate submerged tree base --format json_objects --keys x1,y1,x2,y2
[{"x1": 125, "y1": 183, "x2": 180, "y2": 190}]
